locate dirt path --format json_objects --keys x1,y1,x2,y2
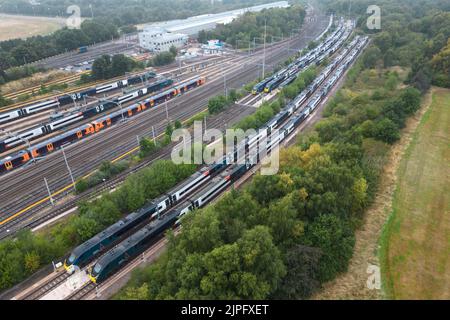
[{"x1": 312, "y1": 88, "x2": 434, "y2": 300}]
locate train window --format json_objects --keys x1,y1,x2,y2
[
  {"x1": 106, "y1": 118, "x2": 111, "y2": 126},
  {"x1": 128, "y1": 110, "x2": 133, "y2": 116},
  {"x1": 47, "y1": 143, "x2": 54, "y2": 151},
  {"x1": 77, "y1": 131, "x2": 82, "y2": 138},
  {"x1": 5, "y1": 161, "x2": 13, "y2": 170}
]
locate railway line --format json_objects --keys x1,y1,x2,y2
[
  {"x1": 0, "y1": 8, "x2": 329, "y2": 236},
  {"x1": 2, "y1": 71, "x2": 90, "y2": 102},
  {"x1": 0, "y1": 53, "x2": 223, "y2": 113},
  {"x1": 9, "y1": 25, "x2": 367, "y2": 301},
  {"x1": 0, "y1": 57, "x2": 237, "y2": 154}
]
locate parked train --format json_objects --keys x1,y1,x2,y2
[
  {"x1": 0, "y1": 78, "x2": 173, "y2": 153},
  {"x1": 0, "y1": 71, "x2": 157, "y2": 125},
  {"x1": 82, "y1": 36, "x2": 368, "y2": 285},
  {"x1": 251, "y1": 18, "x2": 350, "y2": 96},
  {"x1": 64, "y1": 158, "x2": 229, "y2": 274},
  {"x1": 88, "y1": 163, "x2": 254, "y2": 283},
  {"x1": 0, "y1": 77, "x2": 205, "y2": 175}
]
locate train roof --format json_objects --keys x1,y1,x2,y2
[
  {"x1": 0, "y1": 150, "x2": 28, "y2": 164},
  {"x1": 93, "y1": 208, "x2": 179, "y2": 269},
  {"x1": 29, "y1": 123, "x2": 93, "y2": 151},
  {"x1": 165, "y1": 168, "x2": 207, "y2": 195},
  {"x1": 71, "y1": 201, "x2": 158, "y2": 258}
]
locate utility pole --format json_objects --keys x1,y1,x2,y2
[
  {"x1": 44, "y1": 177, "x2": 54, "y2": 206},
  {"x1": 61, "y1": 146, "x2": 76, "y2": 191},
  {"x1": 165, "y1": 101, "x2": 169, "y2": 120},
  {"x1": 221, "y1": 65, "x2": 227, "y2": 97},
  {"x1": 152, "y1": 126, "x2": 156, "y2": 145},
  {"x1": 262, "y1": 19, "x2": 267, "y2": 79}
]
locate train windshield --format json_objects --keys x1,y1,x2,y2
[
  {"x1": 68, "y1": 253, "x2": 76, "y2": 264},
  {"x1": 93, "y1": 263, "x2": 102, "y2": 275}
]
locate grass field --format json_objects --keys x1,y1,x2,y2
[
  {"x1": 380, "y1": 87, "x2": 450, "y2": 299},
  {"x1": 0, "y1": 14, "x2": 65, "y2": 41}
]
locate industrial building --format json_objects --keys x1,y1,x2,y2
[
  {"x1": 139, "y1": 27, "x2": 188, "y2": 53},
  {"x1": 138, "y1": 1, "x2": 289, "y2": 52}
]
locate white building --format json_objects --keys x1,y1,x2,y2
[
  {"x1": 138, "y1": 1, "x2": 289, "y2": 52},
  {"x1": 139, "y1": 27, "x2": 188, "y2": 52}
]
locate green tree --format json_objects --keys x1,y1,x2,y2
[
  {"x1": 303, "y1": 214, "x2": 355, "y2": 282},
  {"x1": 24, "y1": 251, "x2": 40, "y2": 273},
  {"x1": 274, "y1": 245, "x2": 322, "y2": 299}
]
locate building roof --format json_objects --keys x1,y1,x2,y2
[{"x1": 140, "y1": 1, "x2": 289, "y2": 35}]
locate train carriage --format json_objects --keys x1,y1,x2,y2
[{"x1": 0, "y1": 151, "x2": 30, "y2": 175}]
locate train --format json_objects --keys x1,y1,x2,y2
[
  {"x1": 82, "y1": 35, "x2": 369, "y2": 285},
  {"x1": 251, "y1": 18, "x2": 350, "y2": 96},
  {"x1": 0, "y1": 71, "x2": 157, "y2": 125},
  {"x1": 64, "y1": 160, "x2": 228, "y2": 274},
  {"x1": 88, "y1": 162, "x2": 254, "y2": 283},
  {"x1": 0, "y1": 77, "x2": 205, "y2": 175},
  {"x1": 0, "y1": 78, "x2": 173, "y2": 153}
]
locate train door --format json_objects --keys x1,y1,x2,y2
[
  {"x1": 47, "y1": 143, "x2": 54, "y2": 152},
  {"x1": 77, "y1": 131, "x2": 83, "y2": 139},
  {"x1": 22, "y1": 153, "x2": 30, "y2": 162},
  {"x1": 128, "y1": 110, "x2": 133, "y2": 117},
  {"x1": 106, "y1": 118, "x2": 112, "y2": 126},
  {"x1": 5, "y1": 161, "x2": 13, "y2": 171}
]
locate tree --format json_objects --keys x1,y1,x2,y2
[
  {"x1": 362, "y1": 46, "x2": 382, "y2": 69},
  {"x1": 120, "y1": 283, "x2": 150, "y2": 300},
  {"x1": 274, "y1": 245, "x2": 322, "y2": 299},
  {"x1": 247, "y1": 173, "x2": 294, "y2": 206},
  {"x1": 169, "y1": 45, "x2": 177, "y2": 57},
  {"x1": 24, "y1": 251, "x2": 40, "y2": 273},
  {"x1": 92, "y1": 55, "x2": 112, "y2": 80},
  {"x1": 111, "y1": 54, "x2": 131, "y2": 77},
  {"x1": 303, "y1": 214, "x2": 355, "y2": 282},
  {"x1": 374, "y1": 118, "x2": 400, "y2": 144}
]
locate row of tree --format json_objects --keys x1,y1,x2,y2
[
  {"x1": 0, "y1": 160, "x2": 196, "y2": 291},
  {"x1": 198, "y1": 5, "x2": 306, "y2": 48},
  {"x1": 321, "y1": 0, "x2": 450, "y2": 91},
  {"x1": 0, "y1": 19, "x2": 119, "y2": 83},
  {"x1": 90, "y1": 54, "x2": 144, "y2": 81}
]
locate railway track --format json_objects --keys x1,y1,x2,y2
[
  {"x1": 0, "y1": 9, "x2": 329, "y2": 236},
  {"x1": 66, "y1": 282, "x2": 96, "y2": 300},
  {"x1": 2, "y1": 72, "x2": 89, "y2": 101},
  {"x1": 20, "y1": 272, "x2": 70, "y2": 300},
  {"x1": 0, "y1": 55, "x2": 225, "y2": 115},
  {"x1": 0, "y1": 99, "x2": 253, "y2": 238}
]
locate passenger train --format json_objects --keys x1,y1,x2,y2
[
  {"x1": 0, "y1": 78, "x2": 173, "y2": 153},
  {"x1": 0, "y1": 72, "x2": 157, "y2": 125},
  {"x1": 0, "y1": 77, "x2": 205, "y2": 175},
  {"x1": 251, "y1": 18, "x2": 350, "y2": 95}
]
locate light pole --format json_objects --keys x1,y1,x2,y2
[
  {"x1": 262, "y1": 19, "x2": 267, "y2": 79},
  {"x1": 221, "y1": 64, "x2": 227, "y2": 98},
  {"x1": 61, "y1": 145, "x2": 76, "y2": 191}
]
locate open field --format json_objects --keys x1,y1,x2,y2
[
  {"x1": 0, "y1": 14, "x2": 65, "y2": 41},
  {"x1": 380, "y1": 87, "x2": 450, "y2": 299},
  {"x1": 312, "y1": 68, "x2": 434, "y2": 300}
]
